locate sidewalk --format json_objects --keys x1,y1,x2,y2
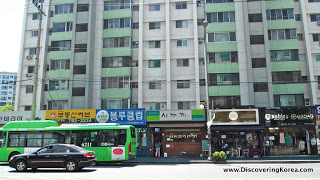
[{"x1": 125, "y1": 155, "x2": 320, "y2": 164}]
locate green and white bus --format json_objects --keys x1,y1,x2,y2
[{"x1": 0, "y1": 121, "x2": 137, "y2": 162}]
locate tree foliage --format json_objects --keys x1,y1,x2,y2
[{"x1": 0, "y1": 102, "x2": 14, "y2": 112}]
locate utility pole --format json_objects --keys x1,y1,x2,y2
[{"x1": 31, "y1": 1, "x2": 46, "y2": 120}]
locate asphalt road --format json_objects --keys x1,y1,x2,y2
[{"x1": 1, "y1": 162, "x2": 320, "y2": 180}]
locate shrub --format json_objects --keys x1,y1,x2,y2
[{"x1": 212, "y1": 151, "x2": 227, "y2": 161}]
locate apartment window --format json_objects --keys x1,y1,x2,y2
[
  {"x1": 211, "y1": 96, "x2": 240, "y2": 107},
  {"x1": 209, "y1": 73, "x2": 239, "y2": 85},
  {"x1": 177, "y1": 80, "x2": 190, "y2": 88},
  {"x1": 132, "y1": 61, "x2": 138, "y2": 67},
  {"x1": 132, "y1": 41, "x2": 139, "y2": 48},
  {"x1": 297, "y1": 34, "x2": 303, "y2": 41},
  {"x1": 50, "y1": 60, "x2": 70, "y2": 70},
  {"x1": 73, "y1": 65, "x2": 86, "y2": 74},
  {"x1": 149, "y1": 82, "x2": 161, "y2": 89},
  {"x1": 150, "y1": 103, "x2": 161, "y2": 110},
  {"x1": 313, "y1": 34, "x2": 320, "y2": 41},
  {"x1": 295, "y1": 14, "x2": 301, "y2": 21},
  {"x1": 49, "y1": 80, "x2": 69, "y2": 90},
  {"x1": 197, "y1": 19, "x2": 204, "y2": 26},
  {"x1": 131, "y1": 82, "x2": 138, "y2": 88},
  {"x1": 101, "y1": 77, "x2": 130, "y2": 89},
  {"x1": 31, "y1": 30, "x2": 38, "y2": 37},
  {"x1": 74, "y1": 44, "x2": 87, "y2": 53},
  {"x1": 274, "y1": 94, "x2": 303, "y2": 107},
  {"x1": 176, "y1": 2, "x2": 187, "y2": 9},
  {"x1": 250, "y1": 35, "x2": 265, "y2": 44},
  {"x1": 310, "y1": 14, "x2": 320, "y2": 21},
  {"x1": 199, "y1": 58, "x2": 205, "y2": 65},
  {"x1": 149, "y1": 60, "x2": 161, "y2": 68},
  {"x1": 253, "y1": 83, "x2": 268, "y2": 92},
  {"x1": 197, "y1": 0, "x2": 204, "y2": 7},
  {"x1": 316, "y1": 54, "x2": 320, "y2": 61},
  {"x1": 268, "y1": 29, "x2": 297, "y2": 40},
  {"x1": 104, "y1": 18, "x2": 131, "y2": 29},
  {"x1": 176, "y1": 20, "x2": 188, "y2": 28},
  {"x1": 301, "y1": 76, "x2": 308, "y2": 83},
  {"x1": 104, "y1": 0, "x2": 131, "y2": 10},
  {"x1": 248, "y1": 13, "x2": 262, "y2": 22},
  {"x1": 178, "y1": 102, "x2": 190, "y2": 109},
  {"x1": 206, "y1": 0, "x2": 234, "y2": 3},
  {"x1": 149, "y1": 22, "x2": 161, "y2": 30},
  {"x1": 51, "y1": 41, "x2": 71, "y2": 51},
  {"x1": 252, "y1": 58, "x2": 266, "y2": 68},
  {"x1": 200, "y1": 79, "x2": 206, "y2": 86},
  {"x1": 207, "y1": 12, "x2": 235, "y2": 23},
  {"x1": 177, "y1": 59, "x2": 189, "y2": 67},
  {"x1": 77, "y1": 4, "x2": 89, "y2": 12},
  {"x1": 272, "y1": 71, "x2": 302, "y2": 84},
  {"x1": 308, "y1": 0, "x2": 320, "y2": 2},
  {"x1": 132, "y1": 5, "x2": 139, "y2": 11},
  {"x1": 29, "y1": 48, "x2": 36, "y2": 55},
  {"x1": 48, "y1": 100, "x2": 67, "y2": 110},
  {"x1": 72, "y1": 87, "x2": 85, "y2": 96},
  {"x1": 32, "y1": 13, "x2": 40, "y2": 20},
  {"x1": 208, "y1": 32, "x2": 236, "y2": 42},
  {"x1": 53, "y1": 22, "x2": 72, "y2": 32},
  {"x1": 266, "y1": 9, "x2": 294, "y2": 20},
  {"x1": 76, "y1": 24, "x2": 88, "y2": 32},
  {"x1": 177, "y1": 40, "x2": 188, "y2": 47},
  {"x1": 270, "y1": 50, "x2": 298, "y2": 61},
  {"x1": 132, "y1": 23, "x2": 139, "y2": 29},
  {"x1": 149, "y1": 4, "x2": 160, "y2": 11},
  {"x1": 55, "y1": 4, "x2": 73, "y2": 14},
  {"x1": 28, "y1": 66, "x2": 34, "y2": 73},
  {"x1": 26, "y1": 85, "x2": 33, "y2": 93},
  {"x1": 208, "y1": 52, "x2": 238, "y2": 63},
  {"x1": 25, "y1": 106, "x2": 32, "y2": 111},
  {"x1": 103, "y1": 37, "x2": 131, "y2": 48},
  {"x1": 102, "y1": 57, "x2": 131, "y2": 68},
  {"x1": 149, "y1": 41, "x2": 161, "y2": 48},
  {"x1": 101, "y1": 99, "x2": 129, "y2": 109}
]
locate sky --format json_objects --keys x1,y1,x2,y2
[{"x1": 0, "y1": 1, "x2": 25, "y2": 73}]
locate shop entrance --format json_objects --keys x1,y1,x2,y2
[{"x1": 153, "y1": 130, "x2": 163, "y2": 157}]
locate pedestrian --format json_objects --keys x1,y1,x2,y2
[{"x1": 155, "y1": 141, "x2": 162, "y2": 157}]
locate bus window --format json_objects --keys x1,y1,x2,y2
[
  {"x1": 26, "y1": 133, "x2": 42, "y2": 147},
  {"x1": 0, "y1": 132, "x2": 6, "y2": 148},
  {"x1": 131, "y1": 127, "x2": 136, "y2": 138},
  {"x1": 8, "y1": 133, "x2": 25, "y2": 147},
  {"x1": 43, "y1": 132, "x2": 65, "y2": 146}
]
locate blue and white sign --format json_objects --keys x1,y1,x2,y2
[{"x1": 96, "y1": 108, "x2": 146, "y2": 126}]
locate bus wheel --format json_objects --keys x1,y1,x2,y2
[
  {"x1": 65, "y1": 160, "x2": 78, "y2": 172},
  {"x1": 9, "y1": 152, "x2": 20, "y2": 161},
  {"x1": 15, "y1": 160, "x2": 27, "y2": 172}
]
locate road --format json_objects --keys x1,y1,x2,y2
[{"x1": 1, "y1": 162, "x2": 320, "y2": 180}]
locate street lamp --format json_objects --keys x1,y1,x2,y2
[{"x1": 200, "y1": 103, "x2": 212, "y2": 161}]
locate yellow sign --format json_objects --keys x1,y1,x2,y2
[{"x1": 45, "y1": 109, "x2": 96, "y2": 119}]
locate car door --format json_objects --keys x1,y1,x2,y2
[
  {"x1": 50, "y1": 145, "x2": 70, "y2": 168},
  {"x1": 28, "y1": 146, "x2": 53, "y2": 168}
]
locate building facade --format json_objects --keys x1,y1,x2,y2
[{"x1": 0, "y1": 72, "x2": 17, "y2": 108}]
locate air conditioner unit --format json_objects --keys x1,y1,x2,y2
[
  {"x1": 26, "y1": 73, "x2": 33, "y2": 77},
  {"x1": 317, "y1": 21, "x2": 320, "y2": 26},
  {"x1": 26, "y1": 55, "x2": 33, "y2": 60}
]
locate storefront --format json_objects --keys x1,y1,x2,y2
[
  {"x1": 263, "y1": 107, "x2": 317, "y2": 156},
  {"x1": 210, "y1": 109, "x2": 265, "y2": 158},
  {"x1": 147, "y1": 110, "x2": 206, "y2": 157}
]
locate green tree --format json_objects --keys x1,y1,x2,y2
[{"x1": 0, "y1": 102, "x2": 14, "y2": 112}]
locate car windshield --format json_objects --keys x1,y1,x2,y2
[{"x1": 69, "y1": 145, "x2": 87, "y2": 152}]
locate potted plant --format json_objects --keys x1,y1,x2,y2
[
  {"x1": 188, "y1": 152, "x2": 195, "y2": 158},
  {"x1": 212, "y1": 151, "x2": 227, "y2": 163},
  {"x1": 170, "y1": 153, "x2": 178, "y2": 158}
]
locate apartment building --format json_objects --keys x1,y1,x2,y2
[{"x1": 0, "y1": 72, "x2": 17, "y2": 108}]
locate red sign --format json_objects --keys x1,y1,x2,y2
[
  {"x1": 316, "y1": 115, "x2": 320, "y2": 120},
  {"x1": 113, "y1": 148, "x2": 124, "y2": 155}
]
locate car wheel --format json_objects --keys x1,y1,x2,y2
[
  {"x1": 9, "y1": 152, "x2": 20, "y2": 161},
  {"x1": 65, "y1": 160, "x2": 78, "y2": 172},
  {"x1": 15, "y1": 160, "x2": 27, "y2": 172}
]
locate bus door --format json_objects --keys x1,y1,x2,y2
[{"x1": 0, "y1": 131, "x2": 7, "y2": 161}]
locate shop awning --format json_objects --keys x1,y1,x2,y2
[{"x1": 210, "y1": 125, "x2": 265, "y2": 132}]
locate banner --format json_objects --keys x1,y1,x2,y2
[
  {"x1": 45, "y1": 109, "x2": 96, "y2": 119},
  {"x1": 96, "y1": 108, "x2": 146, "y2": 125}
]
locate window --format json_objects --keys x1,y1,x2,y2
[
  {"x1": 49, "y1": 80, "x2": 69, "y2": 90},
  {"x1": 149, "y1": 82, "x2": 161, "y2": 89},
  {"x1": 209, "y1": 73, "x2": 239, "y2": 85},
  {"x1": 32, "y1": 13, "x2": 40, "y2": 20},
  {"x1": 252, "y1": 58, "x2": 266, "y2": 68},
  {"x1": 308, "y1": 0, "x2": 320, "y2": 2},
  {"x1": 50, "y1": 60, "x2": 70, "y2": 70},
  {"x1": 131, "y1": 82, "x2": 138, "y2": 88},
  {"x1": 310, "y1": 14, "x2": 320, "y2": 21},
  {"x1": 31, "y1": 30, "x2": 38, "y2": 37},
  {"x1": 295, "y1": 14, "x2": 301, "y2": 21},
  {"x1": 103, "y1": 37, "x2": 131, "y2": 48},
  {"x1": 149, "y1": 22, "x2": 161, "y2": 30},
  {"x1": 149, "y1": 60, "x2": 161, "y2": 68},
  {"x1": 253, "y1": 83, "x2": 268, "y2": 92},
  {"x1": 266, "y1": 9, "x2": 294, "y2": 20},
  {"x1": 274, "y1": 94, "x2": 303, "y2": 107},
  {"x1": 102, "y1": 57, "x2": 131, "y2": 68},
  {"x1": 55, "y1": 4, "x2": 73, "y2": 14},
  {"x1": 76, "y1": 24, "x2": 88, "y2": 32},
  {"x1": 211, "y1": 96, "x2": 240, "y2": 107},
  {"x1": 178, "y1": 102, "x2": 190, "y2": 109},
  {"x1": 208, "y1": 32, "x2": 236, "y2": 42},
  {"x1": 48, "y1": 100, "x2": 68, "y2": 110},
  {"x1": 132, "y1": 5, "x2": 139, "y2": 11},
  {"x1": 177, "y1": 40, "x2": 188, "y2": 47},
  {"x1": 177, "y1": 80, "x2": 190, "y2": 88},
  {"x1": 51, "y1": 41, "x2": 71, "y2": 51},
  {"x1": 208, "y1": 52, "x2": 238, "y2": 63},
  {"x1": 197, "y1": 0, "x2": 204, "y2": 7},
  {"x1": 297, "y1": 34, "x2": 303, "y2": 41},
  {"x1": 176, "y1": 2, "x2": 187, "y2": 9},
  {"x1": 101, "y1": 77, "x2": 130, "y2": 89},
  {"x1": 270, "y1": 50, "x2": 298, "y2": 61},
  {"x1": 28, "y1": 66, "x2": 34, "y2": 73},
  {"x1": 200, "y1": 79, "x2": 206, "y2": 86},
  {"x1": 149, "y1": 4, "x2": 160, "y2": 11},
  {"x1": 150, "y1": 103, "x2": 161, "y2": 110},
  {"x1": 149, "y1": 41, "x2": 161, "y2": 48},
  {"x1": 250, "y1": 35, "x2": 265, "y2": 44},
  {"x1": 176, "y1": 20, "x2": 188, "y2": 28},
  {"x1": 73, "y1": 65, "x2": 86, "y2": 74},
  {"x1": 316, "y1": 54, "x2": 320, "y2": 61},
  {"x1": 29, "y1": 48, "x2": 36, "y2": 55},
  {"x1": 77, "y1": 4, "x2": 89, "y2": 12},
  {"x1": 74, "y1": 44, "x2": 87, "y2": 53},
  {"x1": 207, "y1": 12, "x2": 235, "y2": 23},
  {"x1": 26, "y1": 85, "x2": 33, "y2": 93},
  {"x1": 177, "y1": 59, "x2": 189, "y2": 67},
  {"x1": 25, "y1": 106, "x2": 32, "y2": 111},
  {"x1": 248, "y1": 13, "x2": 262, "y2": 22},
  {"x1": 132, "y1": 41, "x2": 139, "y2": 48},
  {"x1": 313, "y1": 34, "x2": 320, "y2": 41},
  {"x1": 132, "y1": 23, "x2": 139, "y2": 29},
  {"x1": 72, "y1": 87, "x2": 85, "y2": 96},
  {"x1": 272, "y1": 71, "x2": 302, "y2": 84},
  {"x1": 197, "y1": 19, "x2": 204, "y2": 26},
  {"x1": 206, "y1": 0, "x2": 234, "y2": 3},
  {"x1": 53, "y1": 22, "x2": 72, "y2": 32},
  {"x1": 104, "y1": 0, "x2": 131, "y2": 10},
  {"x1": 268, "y1": 29, "x2": 297, "y2": 40},
  {"x1": 104, "y1": 18, "x2": 131, "y2": 29}
]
